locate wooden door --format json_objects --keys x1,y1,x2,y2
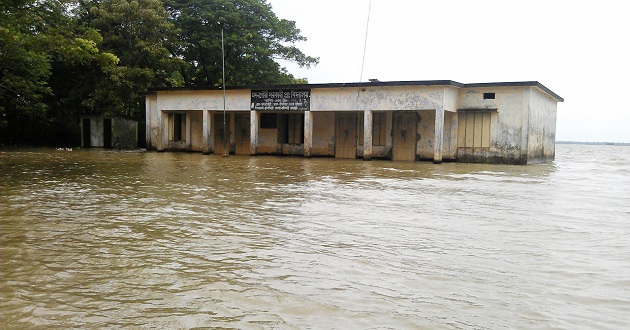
[
  {"x1": 214, "y1": 113, "x2": 231, "y2": 155},
  {"x1": 235, "y1": 113, "x2": 250, "y2": 155},
  {"x1": 392, "y1": 112, "x2": 417, "y2": 161},
  {"x1": 335, "y1": 112, "x2": 358, "y2": 159}
]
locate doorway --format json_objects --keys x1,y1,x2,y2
[
  {"x1": 392, "y1": 112, "x2": 417, "y2": 161},
  {"x1": 335, "y1": 112, "x2": 358, "y2": 159},
  {"x1": 82, "y1": 118, "x2": 91, "y2": 147},
  {"x1": 103, "y1": 118, "x2": 112, "y2": 148},
  {"x1": 234, "y1": 113, "x2": 250, "y2": 155}
]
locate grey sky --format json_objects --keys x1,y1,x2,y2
[{"x1": 267, "y1": 0, "x2": 630, "y2": 143}]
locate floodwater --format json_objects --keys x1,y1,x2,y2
[{"x1": 1, "y1": 145, "x2": 629, "y2": 329}]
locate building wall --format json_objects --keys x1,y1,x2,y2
[
  {"x1": 258, "y1": 126, "x2": 280, "y2": 154},
  {"x1": 146, "y1": 95, "x2": 158, "y2": 150},
  {"x1": 311, "y1": 86, "x2": 444, "y2": 111},
  {"x1": 414, "y1": 109, "x2": 457, "y2": 160},
  {"x1": 312, "y1": 112, "x2": 335, "y2": 156},
  {"x1": 444, "y1": 87, "x2": 459, "y2": 112},
  {"x1": 310, "y1": 86, "x2": 452, "y2": 160},
  {"x1": 443, "y1": 111, "x2": 458, "y2": 160},
  {"x1": 457, "y1": 87, "x2": 527, "y2": 164},
  {"x1": 88, "y1": 117, "x2": 104, "y2": 147},
  {"x1": 157, "y1": 90, "x2": 250, "y2": 111},
  {"x1": 189, "y1": 111, "x2": 203, "y2": 152},
  {"x1": 145, "y1": 83, "x2": 560, "y2": 164},
  {"x1": 112, "y1": 117, "x2": 138, "y2": 149},
  {"x1": 370, "y1": 111, "x2": 393, "y2": 159},
  {"x1": 81, "y1": 116, "x2": 137, "y2": 149},
  {"x1": 417, "y1": 110, "x2": 434, "y2": 159},
  {"x1": 443, "y1": 86, "x2": 460, "y2": 160},
  {"x1": 527, "y1": 87, "x2": 558, "y2": 163}
]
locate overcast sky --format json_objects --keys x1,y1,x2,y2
[{"x1": 267, "y1": 0, "x2": 630, "y2": 143}]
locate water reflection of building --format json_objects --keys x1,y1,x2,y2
[{"x1": 145, "y1": 80, "x2": 563, "y2": 164}]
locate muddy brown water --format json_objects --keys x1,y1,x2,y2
[{"x1": 1, "y1": 144, "x2": 629, "y2": 329}]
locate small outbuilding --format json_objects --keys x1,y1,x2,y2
[
  {"x1": 144, "y1": 80, "x2": 563, "y2": 164},
  {"x1": 80, "y1": 115, "x2": 138, "y2": 149}
]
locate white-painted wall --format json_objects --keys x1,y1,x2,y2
[
  {"x1": 527, "y1": 87, "x2": 558, "y2": 163},
  {"x1": 145, "y1": 82, "x2": 560, "y2": 164},
  {"x1": 156, "y1": 90, "x2": 250, "y2": 111},
  {"x1": 146, "y1": 95, "x2": 158, "y2": 150},
  {"x1": 311, "y1": 86, "x2": 444, "y2": 111},
  {"x1": 457, "y1": 87, "x2": 527, "y2": 163}
]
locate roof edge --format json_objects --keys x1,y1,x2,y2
[
  {"x1": 464, "y1": 81, "x2": 563, "y2": 102},
  {"x1": 146, "y1": 80, "x2": 464, "y2": 92},
  {"x1": 146, "y1": 80, "x2": 563, "y2": 102}
]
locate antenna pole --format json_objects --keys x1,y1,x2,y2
[
  {"x1": 359, "y1": 0, "x2": 372, "y2": 84},
  {"x1": 222, "y1": 28, "x2": 228, "y2": 157},
  {"x1": 357, "y1": 0, "x2": 372, "y2": 103}
]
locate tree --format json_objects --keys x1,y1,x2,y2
[
  {"x1": 1, "y1": 0, "x2": 317, "y2": 146},
  {"x1": 0, "y1": 0, "x2": 117, "y2": 145},
  {"x1": 83, "y1": 0, "x2": 181, "y2": 116},
  {"x1": 165, "y1": 0, "x2": 318, "y2": 87}
]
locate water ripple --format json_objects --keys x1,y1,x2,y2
[{"x1": 1, "y1": 146, "x2": 630, "y2": 329}]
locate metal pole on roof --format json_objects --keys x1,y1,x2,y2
[
  {"x1": 359, "y1": 0, "x2": 372, "y2": 85},
  {"x1": 357, "y1": 0, "x2": 372, "y2": 104},
  {"x1": 222, "y1": 28, "x2": 228, "y2": 157}
]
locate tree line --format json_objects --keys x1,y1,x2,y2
[{"x1": 0, "y1": 0, "x2": 317, "y2": 146}]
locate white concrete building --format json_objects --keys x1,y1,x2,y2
[
  {"x1": 80, "y1": 115, "x2": 138, "y2": 149},
  {"x1": 145, "y1": 80, "x2": 563, "y2": 164}
]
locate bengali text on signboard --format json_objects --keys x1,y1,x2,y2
[{"x1": 250, "y1": 89, "x2": 310, "y2": 111}]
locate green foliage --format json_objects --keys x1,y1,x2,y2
[
  {"x1": 0, "y1": 0, "x2": 317, "y2": 146},
  {"x1": 1, "y1": 1, "x2": 50, "y2": 119},
  {"x1": 165, "y1": 0, "x2": 318, "y2": 86},
  {"x1": 0, "y1": 0, "x2": 115, "y2": 145},
  {"x1": 85, "y1": 0, "x2": 181, "y2": 116}
]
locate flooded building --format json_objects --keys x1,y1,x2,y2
[
  {"x1": 144, "y1": 80, "x2": 563, "y2": 164},
  {"x1": 80, "y1": 115, "x2": 138, "y2": 149}
]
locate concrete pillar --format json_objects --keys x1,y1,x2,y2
[
  {"x1": 434, "y1": 106, "x2": 444, "y2": 164},
  {"x1": 158, "y1": 111, "x2": 167, "y2": 151},
  {"x1": 385, "y1": 111, "x2": 393, "y2": 155},
  {"x1": 250, "y1": 110, "x2": 258, "y2": 155},
  {"x1": 145, "y1": 98, "x2": 152, "y2": 149},
  {"x1": 304, "y1": 110, "x2": 313, "y2": 157},
  {"x1": 363, "y1": 110, "x2": 373, "y2": 160},
  {"x1": 185, "y1": 112, "x2": 192, "y2": 150},
  {"x1": 202, "y1": 110, "x2": 212, "y2": 154},
  {"x1": 229, "y1": 112, "x2": 235, "y2": 154}
]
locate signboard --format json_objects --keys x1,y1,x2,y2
[{"x1": 251, "y1": 89, "x2": 310, "y2": 111}]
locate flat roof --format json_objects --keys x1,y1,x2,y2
[{"x1": 147, "y1": 80, "x2": 563, "y2": 102}]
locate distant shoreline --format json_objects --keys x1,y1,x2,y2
[{"x1": 557, "y1": 141, "x2": 630, "y2": 146}]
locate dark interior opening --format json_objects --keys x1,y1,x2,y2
[
  {"x1": 260, "y1": 113, "x2": 278, "y2": 129},
  {"x1": 82, "y1": 118, "x2": 91, "y2": 147},
  {"x1": 103, "y1": 118, "x2": 112, "y2": 148}
]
